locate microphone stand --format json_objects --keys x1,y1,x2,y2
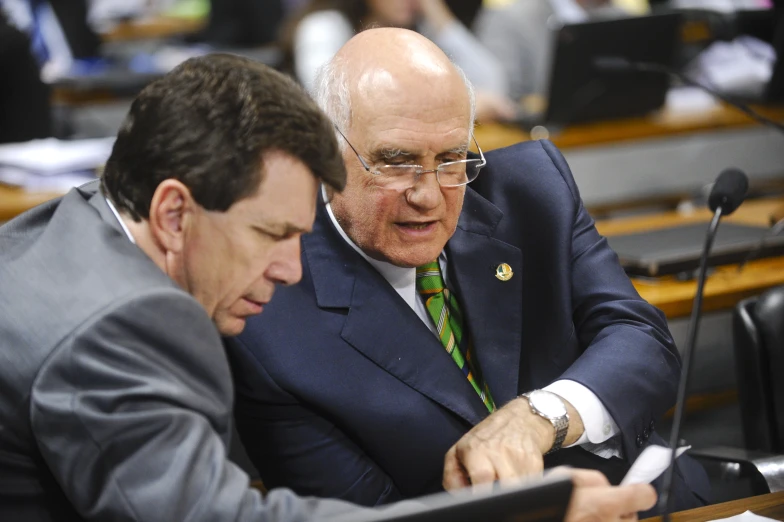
[{"x1": 658, "y1": 207, "x2": 723, "y2": 519}]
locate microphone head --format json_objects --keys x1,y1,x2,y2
[{"x1": 708, "y1": 168, "x2": 749, "y2": 215}]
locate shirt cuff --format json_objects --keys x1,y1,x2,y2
[{"x1": 543, "y1": 380, "x2": 619, "y2": 447}]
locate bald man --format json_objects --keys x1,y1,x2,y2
[{"x1": 226, "y1": 29, "x2": 710, "y2": 514}]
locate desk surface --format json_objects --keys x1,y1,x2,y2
[
  {"x1": 102, "y1": 16, "x2": 206, "y2": 42},
  {"x1": 596, "y1": 197, "x2": 784, "y2": 319},
  {"x1": 474, "y1": 104, "x2": 784, "y2": 151},
  {"x1": 0, "y1": 185, "x2": 61, "y2": 223},
  {"x1": 643, "y1": 491, "x2": 784, "y2": 522}
]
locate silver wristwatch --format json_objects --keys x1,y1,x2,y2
[{"x1": 522, "y1": 390, "x2": 569, "y2": 454}]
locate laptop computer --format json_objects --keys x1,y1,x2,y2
[
  {"x1": 337, "y1": 474, "x2": 572, "y2": 522},
  {"x1": 606, "y1": 222, "x2": 784, "y2": 277},
  {"x1": 518, "y1": 13, "x2": 681, "y2": 127}
]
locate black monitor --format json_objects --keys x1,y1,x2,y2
[
  {"x1": 544, "y1": 13, "x2": 682, "y2": 125},
  {"x1": 197, "y1": 0, "x2": 284, "y2": 47},
  {"x1": 607, "y1": 222, "x2": 784, "y2": 277}
]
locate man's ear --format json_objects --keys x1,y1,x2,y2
[{"x1": 148, "y1": 179, "x2": 194, "y2": 253}]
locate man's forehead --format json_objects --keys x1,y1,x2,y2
[
  {"x1": 351, "y1": 64, "x2": 469, "y2": 116},
  {"x1": 355, "y1": 115, "x2": 470, "y2": 145},
  {"x1": 350, "y1": 98, "x2": 470, "y2": 137}
]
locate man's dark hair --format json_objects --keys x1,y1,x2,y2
[{"x1": 102, "y1": 53, "x2": 345, "y2": 221}]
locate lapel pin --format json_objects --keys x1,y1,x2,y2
[{"x1": 495, "y1": 263, "x2": 514, "y2": 281}]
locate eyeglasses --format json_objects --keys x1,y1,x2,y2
[{"x1": 334, "y1": 126, "x2": 486, "y2": 190}]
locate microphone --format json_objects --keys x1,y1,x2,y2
[
  {"x1": 658, "y1": 168, "x2": 749, "y2": 519},
  {"x1": 708, "y1": 168, "x2": 750, "y2": 215},
  {"x1": 592, "y1": 57, "x2": 784, "y2": 136}
]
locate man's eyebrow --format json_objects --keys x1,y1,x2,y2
[
  {"x1": 368, "y1": 145, "x2": 468, "y2": 163},
  {"x1": 368, "y1": 147, "x2": 415, "y2": 163},
  {"x1": 443, "y1": 145, "x2": 469, "y2": 156},
  {"x1": 255, "y1": 223, "x2": 311, "y2": 236}
]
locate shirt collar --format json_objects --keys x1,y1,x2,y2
[{"x1": 105, "y1": 197, "x2": 136, "y2": 244}]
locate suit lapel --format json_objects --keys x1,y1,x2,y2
[
  {"x1": 305, "y1": 204, "x2": 489, "y2": 426},
  {"x1": 446, "y1": 189, "x2": 523, "y2": 407}
]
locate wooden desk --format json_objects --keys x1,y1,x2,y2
[
  {"x1": 597, "y1": 198, "x2": 784, "y2": 319},
  {"x1": 102, "y1": 16, "x2": 206, "y2": 43},
  {"x1": 0, "y1": 185, "x2": 62, "y2": 222},
  {"x1": 643, "y1": 491, "x2": 784, "y2": 522},
  {"x1": 474, "y1": 104, "x2": 784, "y2": 151}
]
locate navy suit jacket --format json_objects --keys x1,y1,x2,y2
[{"x1": 226, "y1": 140, "x2": 710, "y2": 510}]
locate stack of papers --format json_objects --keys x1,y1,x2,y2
[
  {"x1": 672, "y1": 0, "x2": 772, "y2": 12},
  {"x1": 0, "y1": 137, "x2": 115, "y2": 191}
]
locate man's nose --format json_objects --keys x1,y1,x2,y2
[
  {"x1": 265, "y1": 238, "x2": 303, "y2": 286},
  {"x1": 406, "y1": 170, "x2": 442, "y2": 209}
]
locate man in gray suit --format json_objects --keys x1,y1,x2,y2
[
  {"x1": 0, "y1": 53, "x2": 361, "y2": 521},
  {"x1": 0, "y1": 51, "x2": 657, "y2": 521}
]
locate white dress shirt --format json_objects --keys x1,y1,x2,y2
[
  {"x1": 106, "y1": 197, "x2": 135, "y2": 243},
  {"x1": 324, "y1": 187, "x2": 621, "y2": 457}
]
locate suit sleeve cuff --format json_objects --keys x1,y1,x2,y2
[{"x1": 543, "y1": 380, "x2": 619, "y2": 447}]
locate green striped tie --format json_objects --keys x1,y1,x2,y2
[{"x1": 416, "y1": 261, "x2": 496, "y2": 413}]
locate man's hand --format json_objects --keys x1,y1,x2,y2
[
  {"x1": 443, "y1": 395, "x2": 585, "y2": 489},
  {"x1": 564, "y1": 469, "x2": 657, "y2": 522}
]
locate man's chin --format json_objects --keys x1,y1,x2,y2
[
  {"x1": 383, "y1": 250, "x2": 446, "y2": 268},
  {"x1": 364, "y1": 241, "x2": 447, "y2": 268},
  {"x1": 215, "y1": 316, "x2": 247, "y2": 337}
]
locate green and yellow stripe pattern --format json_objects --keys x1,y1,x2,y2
[{"x1": 416, "y1": 261, "x2": 496, "y2": 413}]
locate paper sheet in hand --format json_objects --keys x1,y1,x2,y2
[{"x1": 620, "y1": 445, "x2": 690, "y2": 485}]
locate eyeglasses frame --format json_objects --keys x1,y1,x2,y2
[{"x1": 333, "y1": 125, "x2": 487, "y2": 188}]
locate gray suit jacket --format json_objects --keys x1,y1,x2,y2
[{"x1": 0, "y1": 181, "x2": 364, "y2": 521}]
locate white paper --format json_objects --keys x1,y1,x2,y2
[
  {"x1": 0, "y1": 166, "x2": 95, "y2": 191},
  {"x1": 666, "y1": 87, "x2": 719, "y2": 114},
  {"x1": 620, "y1": 445, "x2": 691, "y2": 486},
  {"x1": 0, "y1": 137, "x2": 115, "y2": 176},
  {"x1": 709, "y1": 510, "x2": 780, "y2": 522},
  {"x1": 671, "y1": 0, "x2": 771, "y2": 13}
]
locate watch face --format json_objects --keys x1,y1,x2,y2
[{"x1": 530, "y1": 390, "x2": 567, "y2": 418}]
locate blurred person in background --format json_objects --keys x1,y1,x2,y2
[
  {"x1": 280, "y1": 0, "x2": 518, "y2": 121},
  {"x1": 194, "y1": 0, "x2": 285, "y2": 48},
  {"x1": 474, "y1": 0, "x2": 645, "y2": 103},
  {"x1": 0, "y1": 8, "x2": 52, "y2": 143},
  {"x1": 1, "y1": 0, "x2": 100, "y2": 81}
]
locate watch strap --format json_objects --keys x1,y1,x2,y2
[{"x1": 547, "y1": 414, "x2": 569, "y2": 454}]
